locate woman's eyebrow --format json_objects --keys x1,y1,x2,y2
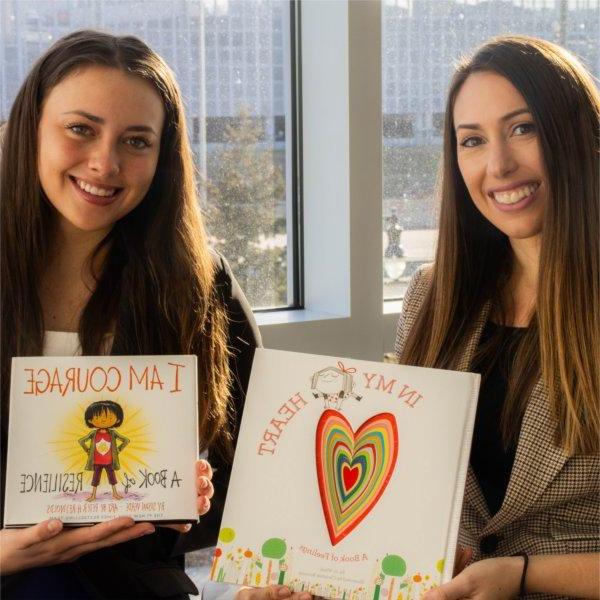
[
  {"x1": 61, "y1": 109, "x2": 104, "y2": 123},
  {"x1": 61, "y1": 109, "x2": 157, "y2": 135},
  {"x1": 455, "y1": 107, "x2": 531, "y2": 131}
]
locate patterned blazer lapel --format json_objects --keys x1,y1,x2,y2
[
  {"x1": 455, "y1": 301, "x2": 490, "y2": 372},
  {"x1": 459, "y1": 301, "x2": 568, "y2": 531},
  {"x1": 482, "y1": 378, "x2": 569, "y2": 534},
  {"x1": 397, "y1": 272, "x2": 573, "y2": 536},
  {"x1": 465, "y1": 468, "x2": 491, "y2": 521}
]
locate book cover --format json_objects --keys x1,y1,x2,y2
[
  {"x1": 211, "y1": 349, "x2": 479, "y2": 598},
  {"x1": 4, "y1": 355, "x2": 198, "y2": 527}
]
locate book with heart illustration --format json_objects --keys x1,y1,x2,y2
[
  {"x1": 211, "y1": 349, "x2": 480, "y2": 598},
  {"x1": 3, "y1": 355, "x2": 199, "y2": 527}
]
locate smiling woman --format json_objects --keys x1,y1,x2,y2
[
  {"x1": 395, "y1": 35, "x2": 599, "y2": 599},
  {"x1": 0, "y1": 30, "x2": 262, "y2": 599}
]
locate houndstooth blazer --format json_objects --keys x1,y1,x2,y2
[{"x1": 395, "y1": 266, "x2": 600, "y2": 600}]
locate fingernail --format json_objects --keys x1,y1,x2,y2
[
  {"x1": 199, "y1": 477, "x2": 209, "y2": 489},
  {"x1": 139, "y1": 526, "x2": 155, "y2": 537},
  {"x1": 47, "y1": 519, "x2": 62, "y2": 533},
  {"x1": 278, "y1": 588, "x2": 291, "y2": 598},
  {"x1": 198, "y1": 459, "x2": 209, "y2": 471},
  {"x1": 183, "y1": 523, "x2": 192, "y2": 532}
]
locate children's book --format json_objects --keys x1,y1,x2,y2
[
  {"x1": 211, "y1": 349, "x2": 479, "y2": 599},
  {"x1": 3, "y1": 355, "x2": 198, "y2": 526}
]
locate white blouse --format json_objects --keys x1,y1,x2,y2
[{"x1": 43, "y1": 331, "x2": 81, "y2": 357}]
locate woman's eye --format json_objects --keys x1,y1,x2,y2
[
  {"x1": 513, "y1": 122, "x2": 536, "y2": 136},
  {"x1": 125, "y1": 136, "x2": 151, "y2": 150},
  {"x1": 460, "y1": 136, "x2": 483, "y2": 148},
  {"x1": 66, "y1": 123, "x2": 93, "y2": 136}
]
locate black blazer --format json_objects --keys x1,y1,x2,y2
[{"x1": 2, "y1": 254, "x2": 261, "y2": 599}]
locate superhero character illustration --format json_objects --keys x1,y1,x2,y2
[{"x1": 78, "y1": 400, "x2": 130, "y2": 501}]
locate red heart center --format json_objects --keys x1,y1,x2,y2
[{"x1": 342, "y1": 465, "x2": 360, "y2": 491}]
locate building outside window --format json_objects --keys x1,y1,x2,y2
[
  {"x1": 0, "y1": 0, "x2": 296, "y2": 310},
  {"x1": 382, "y1": 0, "x2": 600, "y2": 301}
]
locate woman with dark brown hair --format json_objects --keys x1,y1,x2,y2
[
  {"x1": 396, "y1": 36, "x2": 599, "y2": 599},
  {"x1": 0, "y1": 30, "x2": 263, "y2": 598}
]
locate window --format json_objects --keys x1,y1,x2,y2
[
  {"x1": 382, "y1": 0, "x2": 600, "y2": 302},
  {"x1": 1, "y1": 0, "x2": 298, "y2": 310}
]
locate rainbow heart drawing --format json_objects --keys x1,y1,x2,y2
[{"x1": 315, "y1": 409, "x2": 398, "y2": 545}]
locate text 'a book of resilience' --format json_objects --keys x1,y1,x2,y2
[
  {"x1": 4, "y1": 355, "x2": 198, "y2": 527},
  {"x1": 211, "y1": 348, "x2": 480, "y2": 599}
]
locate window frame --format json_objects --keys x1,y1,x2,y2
[{"x1": 257, "y1": 0, "x2": 400, "y2": 360}]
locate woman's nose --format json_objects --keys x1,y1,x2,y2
[
  {"x1": 486, "y1": 141, "x2": 518, "y2": 179},
  {"x1": 87, "y1": 142, "x2": 120, "y2": 178}
]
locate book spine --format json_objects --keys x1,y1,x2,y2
[{"x1": 441, "y1": 373, "x2": 480, "y2": 583}]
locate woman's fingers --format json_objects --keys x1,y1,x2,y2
[
  {"x1": 197, "y1": 495, "x2": 211, "y2": 515},
  {"x1": 58, "y1": 520, "x2": 154, "y2": 562},
  {"x1": 196, "y1": 471, "x2": 214, "y2": 516},
  {"x1": 19, "y1": 519, "x2": 64, "y2": 548},
  {"x1": 159, "y1": 523, "x2": 193, "y2": 533},
  {"x1": 49, "y1": 517, "x2": 139, "y2": 554},
  {"x1": 198, "y1": 476, "x2": 214, "y2": 499},
  {"x1": 236, "y1": 586, "x2": 312, "y2": 600},
  {"x1": 0, "y1": 518, "x2": 154, "y2": 574},
  {"x1": 196, "y1": 459, "x2": 213, "y2": 480},
  {"x1": 237, "y1": 586, "x2": 290, "y2": 600}
]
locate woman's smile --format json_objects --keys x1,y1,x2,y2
[
  {"x1": 487, "y1": 180, "x2": 541, "y2": 212},
  {"x1": 68, "y1": 175, "x2": 124, "y2": 206}
]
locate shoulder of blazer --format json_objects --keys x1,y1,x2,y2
[{"x1": 394, "y1": 263, "x2": 433, "y2": 358}]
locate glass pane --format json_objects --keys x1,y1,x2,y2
[
  {"x1": 382, "y1": 0, "x2": 600, "y2": 301},
  {"x1": 1, "y1": 0, "x2": 293, "y2": 310}
]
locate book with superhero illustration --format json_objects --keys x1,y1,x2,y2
[
  {"x1": 3, "y1": 355, "x2": 198, "y2": 526},
  {"x1": 211, "y1": 349, "x2": 480, "y2": 599}
]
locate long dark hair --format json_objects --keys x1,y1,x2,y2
[
  {"x1": 400, "y1": 35, "x2": 599, "y2": 455},
  {"x1": 1, "y1": 30, "x2": 232, "y2": 455}
]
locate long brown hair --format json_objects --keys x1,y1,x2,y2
[
  {"x1": 1, "y1": 30, "x2": 232, "y2": 454},
  {"x1": 400, "y1": 36, "x2": 599, "y2": 455}
]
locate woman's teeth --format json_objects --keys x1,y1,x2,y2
[
  {"x1": 493, "y1": 183, "x2": 538, "y2": 205},
  {"x1": 76, "y1": 178, "x2": 117, "y2": 197}
]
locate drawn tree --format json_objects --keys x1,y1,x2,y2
[
  {"x1": 374, "y1": 554, "x2": 406, "y2": 600},
  {"x1": 261, "y1": 537, "x2": 287, "y2": 585}
]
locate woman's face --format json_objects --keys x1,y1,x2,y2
[
  {"x1": 453, "y1": 71, "x2": 547, "y2": 242},
  {"x1": 37, "y1": 65, "x2": 165, "y2": 235}
]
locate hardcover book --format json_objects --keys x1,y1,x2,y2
[
  {"x1": 4, "y1": 355, "x2": 198, "y2": 527},
  {"x1": 211, "y1": 349, "x2": 479, "y2": 599}
]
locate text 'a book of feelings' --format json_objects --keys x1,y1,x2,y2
[
  {"x1": 4, "y1": 355, "x2": 199, "y2": 526},
  {"x1": 211, "y1": 348, "x2": 480, "y2": 600}
]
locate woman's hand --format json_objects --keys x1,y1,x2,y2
[
  {"x1": 0, "y1": 517, "x2": 154, "y2": 576},
  {"x1": 236, "y1": 585, "x2": 311, "y2": 600},
  {"x1": 423, "y1": 556, "x2": 523, "y2": 600},
  {"x1": 163, "y1": 459, "x2": 215, "y2": 533},
  {"x1": 195, "y1": 459, "x2": 215, "y2": 515}
]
